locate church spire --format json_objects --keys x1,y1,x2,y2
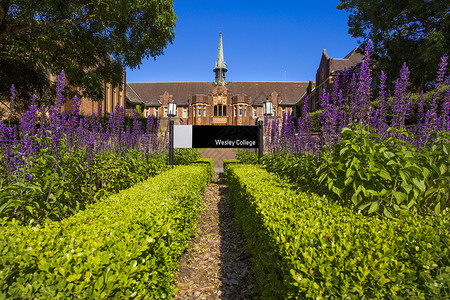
[{"x1": 213, "y1": 31, "x2": 227, "y2": 85}]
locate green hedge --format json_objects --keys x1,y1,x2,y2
[
  {"x1": 224, "y1": 163, "x2": 450, "y2": 299},
  {"x1": 235, "y1": 149, "x2": 259, "y2": 164},
  {"x1": 223, "y1": 159, "x2": 239, "y2": 170},
  {"x1": 193, "y1": 158, "x2": 214, "y2": 179},
  {"x1": 173, "y1": 148, "x2": 201, "y2": 165},
  {"x1": 0, "y1": 164, "x2": 210, "y2": 299}
]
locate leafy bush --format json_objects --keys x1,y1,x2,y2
[
  {"x1": 223, "y1": 159, "x2": 239, "y2": 170},
  {"x1": 262, "y1": 152, "x2": 318, "y2": 193},
  {"x1": 173, "y1": 148, "x2": 200, "y2": 165},
  {"x1": 309, "y1": 109, "x2": 322, "y2": 133},
  {"x1": 0, "y1": 72, "x2": 168, "y2": 224},
  {"x1": 0, "y1": 146, "x2": 167, "y2": 224},
  {"x1": 225, "y1": 163, "x2": 450, "y2": 299},
  {"x1": 235, "y1": 149, "x2": 258, "y2": 164},
  {"x1": 193, "y1": 158, "x2": 214, "y2": 180},
  {"x1": 317, "y1": 125, "x2": 450, "y2": 217},
  {"x1": 0, "y1": 164, "x2": 210, "y2": 299}
]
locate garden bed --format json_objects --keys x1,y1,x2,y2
[
  {"x1": 225, "y1": 163, "x2": 449, "y2": 299},
  {"x1": 0, "y1": 164, "x2": 211, "y2": 299}
]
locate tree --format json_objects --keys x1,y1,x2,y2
[
  {"x1": 337, "y1": 0, "x2": 449, "y2": 91},
  {"x1": 0, "y1": 0, "x2": 177, "y2": 109}
]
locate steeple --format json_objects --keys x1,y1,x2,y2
[{"x1": 213, "y1": 32, "x2": 227, "y2": 85}]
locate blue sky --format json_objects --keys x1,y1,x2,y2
[{"x1": 125, "y1": 0, "x2": 359, "y2": 83}]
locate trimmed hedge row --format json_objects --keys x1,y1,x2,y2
[
  {"x1": 0, "y1": 164, "x2": 210, "y2": 299},
  {"x1": 193, "y1": 158, "x2": 214, "y2": 179},
  {"x1": 224, "y1": 163, "x2": 450, "y2": 299}
]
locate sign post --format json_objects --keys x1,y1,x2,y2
[
  {"x1": 258, "y1": 121, "x2": 263, "y2": 164},
  {"x1": 169, "y1": 118, "x2": 174, "y2": 167}
]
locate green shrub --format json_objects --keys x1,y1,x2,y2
[
  {"x1": 224, "y1": 163, "x2": 450, "y2": 299},
  {"x1": 310, "y1": 110, "x2": 322, "y2": 133},
  {"x1": 193, "y1": 158, "x2": 214, "y2": 180},
  {"x1": 223, "y1": 159, "x2": 239, "y2": 170},
  {"x1": 235, "y1": 149, "x2": 259, "y2": 164},
  {"x1": 0, "y1": 165, "x2": 210, "y2": 299},
  {"x1": 262, "y1": 152, "x2": 319, "y2": 193},
  {"x1": 173, "y1": 148, "x2": 201, "y2": 165},
  {"x1": 317, "y1": 126, "x2": 450, "y2": 217},
  {"x1": 0, "y1": 147, "x2": 168, "y2": 224}
]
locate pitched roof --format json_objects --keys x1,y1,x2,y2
[
  {"x1": 330, "y1": 47, "x2": 364, "y2": 73},
  {"x1": 126, "y1": 82, "x2": 211, "y2": 105},
  {"x1": 126, "y1": 81, "x2": 309, "y2": 106}
]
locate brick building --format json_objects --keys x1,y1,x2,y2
[
  {"x1": 295, "y1": 48, "x2": 363, "y2": 115},
  {"x1": 125, "y1": 33, "x2": 309, "y2": 125},
  {"x1": 60, "y1": 70, "x2": 126, "y2": 116}
]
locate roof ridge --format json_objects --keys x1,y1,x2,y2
[{"x1": 126, "y1": 83, "x2": 145, "y2": 104}]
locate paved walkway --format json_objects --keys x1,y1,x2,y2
[{"x1": 200, "y1": 149, "x2": 236, "y2": 173}]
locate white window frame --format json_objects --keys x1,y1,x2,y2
[{"x1": 183, "y1": 107, "x2": 187, "y2": 118}]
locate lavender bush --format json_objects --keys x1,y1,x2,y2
[
  {"x1": 263, "y1": 46, "x2": 450, "y2": 217},
  {"x1": 0, "y1": 71, "x2": 168, "y2": 224}
]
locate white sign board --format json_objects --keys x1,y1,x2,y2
[{"x1": 174, "y1": 125, "x2": 193, "y2": 148}]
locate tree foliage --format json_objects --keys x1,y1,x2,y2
[
  {"x1": 337, "y1": 0, "x2": 449, "y2": 91},
  {"x1": 0, "y1": 0, "x2": 177, "y2": 108}
]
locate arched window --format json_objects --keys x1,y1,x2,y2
[{"x1": 213, "y1": 105, "x2": 227, "y2": 116}]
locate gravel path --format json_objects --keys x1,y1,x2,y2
[{"x1": 174, "y1": 173, "x2": 253, "y2": 299}]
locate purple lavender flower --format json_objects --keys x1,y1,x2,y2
[
  {"x1": 319, "y1": 90, "x2": 339, "y2": 146},
  {"x1": 371, "y1": 71, "x2": 389, "y2": 138},
  {"x1": 436, "y1": 56, "x2": 448, "y2": 90},
  {"x1": 351, "y1": 41, "x2": 373, "y2": 126},
  {"x1": 441, "y1": 91, "x2": 450, "y2": 132},
  {"x1": 391, "y1": 63, "x2": 411, "y2": 130}
]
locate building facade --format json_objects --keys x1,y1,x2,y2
[
  {"x1": 126, "y1": 33, "x2": 309, "y2": 125},
  {"x1": 295, "y1": 48, "x2": 363, "y2": 115},
  {"x1": 61, "y1": 71, "x2": 126, "y2": 116}
]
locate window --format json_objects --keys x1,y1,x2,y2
[
  {"x1": 239, "y1": 105, "x2": 242, "y2": 116},
  {"x1": 145, "y1": 109, "x2": 149, "y2": 118},
  {"x1": 244, "y1": 106, "x2": 247, "y2": 116},
  {"x1": 155, "y1": 108, "x2": 159, "y2": 117},
  {"x1": 253, "y1": 107, "x2": 257, "y2": 117},
  {"x1": 204, "y1": 105, "x2": 206, "y2": 117},
  {"x1": 164, "y1": 107, "x2": 168, "y2": 117},
  {"x1": 234, "y1": 106, "x2": 236, "y2": 116},
  {"x1": 106, "y1": 86, "x2": 110, "y2": 111},
  {"x1": 183, "y1": 107, "x2": 187, "y2": 118},
  {"x1": 214, "y1": 105, "x2": 227, "y2": 117},
  {"x1": 282, "y1": 107, "x2": 286, "y2": 115},
  {"x1": 273, "y1": 107, "x2": 276, "y2": 116},
  {"x1": 198, "y1": 105, "x2": 201, "y2": 117}
]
